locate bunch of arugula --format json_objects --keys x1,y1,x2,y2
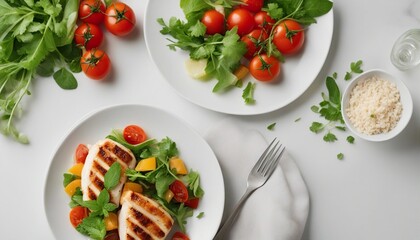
[
  {"x1": 107, "y1": 130, "x2": 205, "y2": 233},
  {"x1": 158, "y1": 0, "x2": 333, "y2": 103},
  {"x1": 0, "y1": 0, "x2": 81, "y2": 143}
]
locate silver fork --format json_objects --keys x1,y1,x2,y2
[{"x1": 213, "y1": 138, "x2": 286, "y2": 240}]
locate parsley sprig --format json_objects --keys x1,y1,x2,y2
[{"x1": 310, "y1": 60, "x2": 363, "y2": 159}]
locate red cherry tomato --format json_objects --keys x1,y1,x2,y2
[
  {"x1": 74, "y1": 23, "x2": 104, "y2": 50},
  {"x1": 227, "y1": 8, "x2": 255, "y2": 36},
  {"x1": 123, "y1": 125, "x2": 147, "y2": 145},
  {"x1": 254, "y1": 11, "x2": 276, "y2": 32},
  {"x1": 240, "y1": 0, "x2": 264, "y2": 13},
  {"x1": 69, "y1": 206, "x2": 89, "y2": 228},
  {"x1": 273, "y1": 20, "x2": 305, "y2": 55},
  {"x1": 249, "y1": 54, "x2": 281, "y2": 82},
  {"x1": 78, "y1": 0, "x2": 106, "y2": 24},
  {"x1": 105, "y1": 2, "x2": 136, "y2": 36},
  {"x1": 80, "y1": 49, "x2": 111, "y2": 80},
  {"x1": 169, "y1": 180, "x2": 189, "y2": 203},
  {"x1": 241, "y1": 29, "x2": 268, "y2": 59},
  {"x1": 201, "y1": 9, "x2": 225, "y2": 35},
  {"x1": 184, "y1": 198, "x2": 200, "y2": 209},
  {"x1": 75, "y1": 144, "x2": 89, "y2": 164},
  {"x1": 172, "y1": 231, "x2": 190, "y2": 240}
]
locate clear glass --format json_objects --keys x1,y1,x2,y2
[{"x1": 390, "y1": 29, "x2": 420, "y2": 70}]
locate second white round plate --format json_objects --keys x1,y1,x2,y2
[
  {"x1": 144, "y1": 2, "x2": 334, "y2": 115},
  {"x1": 44, "y1": 104, "x2": 224, "y2": 240}
]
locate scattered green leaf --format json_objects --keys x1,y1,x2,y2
[
  {"x1": 242, "y1": 82, "x2": 256, "y2": 104},
  {"x1": 197, "y1": 212, "x2": 205, "y2": 219},
  {"x1": 267, "y1": 122, "x2": 276, "y2": 130},
  {"x1": 346, "y1": 135, "x2": 355, "y2": 144},
  {"x1": 337, "y1": 153, "x2": 344, "y2": 160}
]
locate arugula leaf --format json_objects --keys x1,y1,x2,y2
[
  {"x1": 76, "y1": 215, "x2": 106, "y2": 240},
  {"x1": 156, "y1": 174, "x2": 175, "y2": 198},
  {"x1": 53, "y1": 68, "x2": 78, "y2": 90},
  {"x1": 184, "y1": 171, "x2": 204, "y2": 198},
  {"x1": 106, "y1": 129, "x2": 155, "y2": 155},
  {"x1": 267, "y1": 122, "x2": 276, "y2": 130},
  {"x1": 242, "y1": 82, "x2": 256, "y2": 104},
  {"x1": 104, "y1": 162, "x2": 121, "y2": 190},
  {"x1": 189, "y1": 20, "x2": 206, "y2": 37},
  {"x1": 310, "y1": 122, "x2": 324, "y2": 133}
]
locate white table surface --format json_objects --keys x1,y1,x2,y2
[{"x1": 1, "y1": 0, "x2": 419, "y2": 239}]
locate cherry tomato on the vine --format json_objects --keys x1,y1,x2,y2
[
  {"x1": 74, "y1": 23, "x2": 104, "y2": 50},
  {"x1": 241, "y1": 29, "x2": 268, "y2": 59},
  {"x1": 81, "y1": 49, "x2": 111, "y2": 80},
  {"x1": 249, "y1": 54, "x2": 281, "y2": 82},
  {"x1": 201, "y1": 9, "x2": 225, "y2": 35},
  {"x1": 78, "y1": 0, "x2": 106, "y2": 24},
  {"x1": 105, "y1": 2, "x2": 136, "y2": 36},
  {"x1": 69, "y1": 206, "x2": 89, "y2": 228},
  {"x1": 169, "y1": 180, "x2": 189, "y2": 203},
  {"x1": 273, "y1": 20, "x2": 305, "y2": 55},
  {"x1": 123, "y1": 125, "x2": 147, "y2": 145},
  {"x1": 75, "y1": 144, "x2": 89, "y2": 164},
  {"x1": 227, "y1": 8, "x2": 255, "y2": 36},
  {"x1": 240, "y1": 0, "x2": 264, "y2": 13},
  {"x1": 254, "y1": 11, "x2": 276, "y2": 32},
  {"x1": 172, "y1": 231, "x2": 190, "y2": 240}
]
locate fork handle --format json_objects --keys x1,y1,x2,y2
[{"x1": 213, "y1": 187, "x2": 256, "y2": 240}]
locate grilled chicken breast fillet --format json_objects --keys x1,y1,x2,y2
[
  {"x1": 81, "y1": 139, "x2": 136, "y2": 206},
  {"x1": 119, "y1": 191, "x2": 174, "y2": 240}
]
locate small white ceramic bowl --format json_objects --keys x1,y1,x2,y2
[{"x1": 341, "y1": 69, "x2": 413, "y2": 142}]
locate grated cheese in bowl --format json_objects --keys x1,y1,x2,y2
[{"x1": 342, "y1": 69, "x2": 413, "y2": 142}]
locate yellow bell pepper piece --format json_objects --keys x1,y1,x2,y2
[
  {"x1": 234, "y1": 65, "x2": 249, "y2": 81},
  {"x1": 135, "y1": 157, "x2": 156, "y2": 171},
  {"x1": 104, "y1": 212, "x2": 118, "y2": 231},
  {"x1": 68, "y1": 163, "x2": 84, "y2": 177},
  {"x1": 164, "y1": 189, "x2": 174, "y2": 203},
  {"x1": 123, "y1": 182, "x2": 143, "y2": 194},
  {"x1": 169, "y1": 157, "x2": 188, "y2": 175},
  {"x1": 64, "y1": 179, "x2": 81, "y2": 196}
]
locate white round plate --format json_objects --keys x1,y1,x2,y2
[
  {"x1": 44, "y1": 104, "x2": 224, "y2": 240},
  {"x1": 144, "y1": 2, "x2": 334, "y2": 115}
]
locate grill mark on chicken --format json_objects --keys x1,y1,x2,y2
[
  {"x1": 92, "y1": 175, "x2": 104, "y2": 190},
  {"x1": 126, "y1": 235, "x2": 136, "y2": 240},
  {"x1": 128, "y1": 220, "x2": 153, "y2": 240},
  {"x1": 104, "y1": 141, "x2": 134, "y2": 164},
  {"x1": 97, "y1": 147, "x2": 116, "y2": 166},
  {"x1": 130, "y1": 207, "x2": 166, "y2": 238},
  {"x1": 93, "y1": 161, "x2": 107, "y2": 176},
  {"x1": 88, "y1": 188, "x2": 97, "y2": 200},
  {"x1": 130, "y1": 193, "x2": 173, "y2": 230}
]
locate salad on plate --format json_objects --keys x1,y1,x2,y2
[{"x1": 63, "y1": 124, "x2": 204, "y2": 240}]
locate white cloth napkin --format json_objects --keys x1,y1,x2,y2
[{"x1": 205, "y1": 119, "x2": 310, "y2": 240}]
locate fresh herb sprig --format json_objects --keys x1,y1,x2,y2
[
  {"x1": 310, "y1": 60, "x2": 364, "y2": 159},
  {"x1": 344, "y1": 60, "x2": 363, "y2": 80}
]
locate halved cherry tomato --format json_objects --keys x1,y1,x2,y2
[
  {"x1": 184, "y1": 198, "x2": 200, "y2": 209},
  {"x1": 249, "y1": 54, "x2": 281, "y2": 82},
  {"x1": 105, "y1": 2, "x2": 136, "y2": 36},
  {"x1": 74, "y1": 23, "x2": 104, "y2": 50},
  {"x1": 273, "y1": 20, "x2": 305, "y2": 55},
  {"x1": 241, "y1": 29, "x2": 268, "y2": 59},
  {"x1": 78, "y1": 0, "x2": 106, "y2": 24},
  {"x1": 75, "y1": 144, "x2": 89, "y2": 164},
  {"x1": 123, "y1": 125, "x2": 147, "y2": 145},
  {"x1": 169, "y1": 180, "x2": 189, "y2": 203},
  {"x1": 254, "y1": 11, "x2": 276, "y2": 32},
  {"x1": 227, "y1": 8, "x2": 255, "y2": 36},
  {"x1": 172, "y1": 231, "x2": 190, "y2": 240},
  {"x1": 69, "y1": 206, "x2": 89, "y2": 228},
  {"x1": 240, "y1": 0, "x2": 264, "y2": 13},
  {"x1": 81, "y1": 49, "x2": 111, "y2": 80},
  {"x1": 201, "y1": 9, "x2": 225, "y2": 35}
]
